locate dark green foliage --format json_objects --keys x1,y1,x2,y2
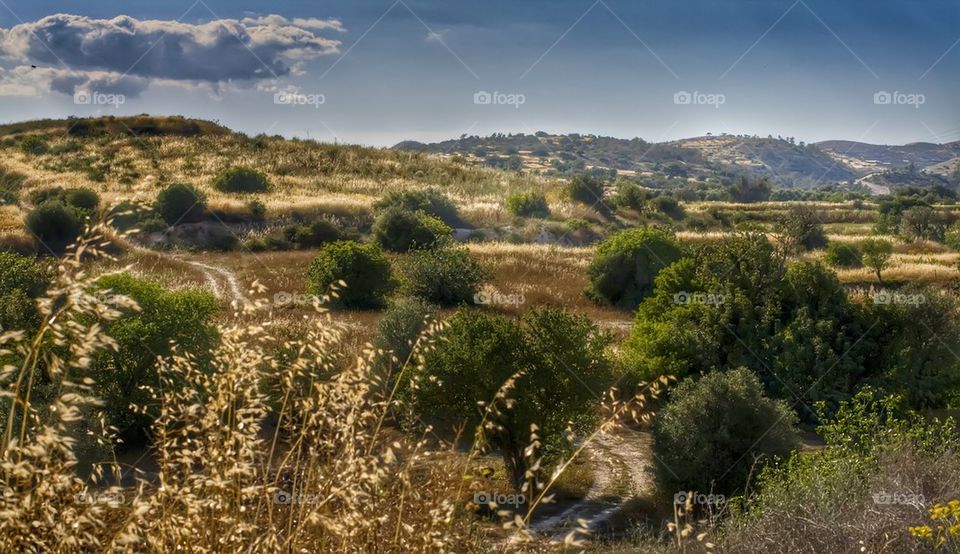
[
  {"x1": 247, "y1": 200, "x2": 267, "y2": 221},
  {"x1": 19, "y1": 135, "x2": 48, "y2": 156},
  {"x1": 306, "y1": 241, "x2": 395, "y2": 309},
  {"x1": 568, "y1": 173, "x2": 606, "y2": 205},
  {"x1": 729, "y1": 175, "x2": 771, "y2": 203},
  {"x1": 823, "y1": 242, "x2": 863, "y2": 268},
  {"x1": 505, "y1": 191, "x2": 549, "y2": 217},
  {"x1": 0, "y1": 166, "x2": 26, "y2": 206},
  {"x1": 776, "y1": 205, "x2": 828, "y2": 252},
  {"x1": 859, "y1": 238, "x2": 893, "y2": 283},
  {"x1": 154, "y1": 183, "x2": 206, "y2": 224},
  {"x1": 91, "y1": 273, "x2": 218, "y2": 444},
  {"x1": 400, "y1": 241, "x2": 489, "y2": 306},
  {"x1": 28, "y1": 187, "x2": 64, "y2": 206},
  {"x1": 899, "y1": 206, "x2": 950, "y2": 242},
  {"x1": 0, "y1": 252, "x2": 49, "y2": 331},
  {"x1": 372, "y1": 296, "x2": 438, "y2": 373},
  {"x1": 586, "y1": 227, "x2": 684, "y2": 309},
  {"x1": 652, "y1": 368, "x2": 800, "y2": 495},
  {"x1": 283, "y1": 220, "x2": 341, "y2": 249},
  {"x1": 373, "y1": 188, "x2": 459, "y2": 225},
  {"x1": 651, "y1": 196, "x2": 685, "y2": 220},
  {"x1": 613, "y1": 181, "x2": 648, "y2": 210},
  {"x1": 24, "y1": 200, "x2": 83, "y2": 252},
  {"x1": 407, "y1": 308, "x2": 613, "y2": 489},
  {"x1": 212, "y1": 166, "x2": 270, "y2": 193},
  {"x1": 61, "y1": 187, "x2": 100, "y2": 212},
  {"x1": 372, "y1": 207, "x2": 451, "y2": 253}
]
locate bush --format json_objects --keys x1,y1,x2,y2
[
  {"x1": 212, "y1": 166, "x2": 270, "y2": 193},
  {"x1": 613, "y1": 182, "x2": 648, "y2": 210},
  {"x1": 372, "y1": 207, "x2": 450, "y2": 253},
  {"x1": 247, "y1": 200, "x2": 267, "y2": 221},
  {"x1": 652, "y1": 368, "x2": 800, "y2": 496},
  {"x1": 91, "y1": 273, "x2": 218, "y2": 444},
  {"x1": 154, "y1": 183, "x2": 206, "y2": 224},
  {"x1": 777, "y1": 205, "x2": 828, "y2": 252},
  {"x1": 652, "y1": 196, "x2": 685, "y2": 220},
  {"x1": 61, "y1": 187, "x2": 100, "y2": 212},
  {"x1": 505, "y1": 191, "x2": 550, "y2": 217},
  {"x1": 944, "y1": 220, "x2": 960, "y2": 250},
  {"x1": 19, "y1": 135, "x2": 48, "y2": 156},
  {"x1": 586, "y1": 227, "x2": 684, "y2": 308},
  {"x1": 859, "y1": 238, "x2": 893, "y2": 282},
  {"x1": 372, "y1": 296, "x2": 438, "y2": 373},
  {"x1": 28, "y1": 187, "x2": 64, "y2": 205},
  {"x1": 823, "y1": 241, "x2": 863, "y2": 268},
  {"x1": 0, "y1": 252, "x2": 49, "y2": 330},
  {"x1": 407, "y1": 308, "x2": 612, "y2": 489},
  {"x1": 400, "y1": 242, "x2": 489, "y2": 306},
  {"x1": 283, "y1": 220, "x2": 340, "y2": 249},
  {"x1": 24, "y1": 200, "x2": 83, "y2": 252},
  {"x1": 568, "y1": 173, "x2": 605, "y2": 205},
  {"x1": 307, "y1": 241, "x2": 395, "y2": 309},
  {"x1": 373, "y1": 188, "x2": 459, "y2": 225}
]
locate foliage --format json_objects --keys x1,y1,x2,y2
[
  {"x1": 945, "y1": 220, "x2": 960, "y2": 250},
  {"x1": 505, "y1": 191, "x2": 550, "y2": 217},
  {"x1": 19, "y1": 135, "x2": 49, "y2": 155},
  {"x1": 567, "y1": 173, "x2": 606, "y2": 206},
  {"x1": 61, "y1": 187, "x2": 101, "y2": 212},
  {"x1": 586, "y1": 227, "x2": 684, "y2": 309},
  {"x1": 306, "y1": 240, "x2": 395, "y2": 308},
  {"x1": 899, "y1": 206, "x2": 950, "y2": 242},
  {"x1": 283, "y1": 220, "x2": 341, "y2": 248},
  {"x1": 372, "y1": 207, "x2": 451, "y2": 253},
  {"x1": 612, "y1": 181, "x2": 648, "y2": 210},
  {"x1": 407, "y1": 307, "x2": 612, "y2": 489},
  {"x1": 400, "y1": 241, "x2": 489, "y2": 306},
  {"x1": 24, "y1": 200, "x2": 83, "y2": 252},
  {"x1": 652, "y1": 368, "x2": 800, "y2": 495},
  {"x1": 823, "y1": 241, "x2": 862, "y2": 268},
  {"x1": 91, "y1": 273, "x2": 219, "y2": 443},
  {"x1": 212, "y1": 166, "x2": 271, "y2": 193},
  {"x1": 372, "y1": 296, "x2": 438, "y2": 375},
  {"x1": 651, "y1": 196, "x2": 685, "y2": 220},
  {"x1": 859, "y1": 238, "x2": 893, "y2": 282},
  {"x1": 776, "y1": 205, "x2": 828, "y2": 252},
  {"x1": 373, "y1": 187, "x2": 460, "y2": 225},
  {"x1": 154, "y1": 183, "x2": 206, "y2": 224},
  {"x1": 729, "y1": 175, "x2": 771, "y2": 203},
  {"x1": 0, "y1": 252, "x2": 49, "y2": 330}
]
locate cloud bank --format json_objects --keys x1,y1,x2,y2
[{"x1": 0, "y1": 13, "x2": 344, "y2": 96}]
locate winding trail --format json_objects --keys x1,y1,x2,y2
[
  {"x1": 531, "y1": 430, "x2": 654, "y2": 540},
  {"x1": 180, "y1": 259, "x2": 248, "y2": 305}
]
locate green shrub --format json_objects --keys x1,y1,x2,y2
[
  {"x1": 0, "y1": 252, "x2": 49, "y2": 331},
  {"x1": 652, "y1": 196, "x2": 685, "y2": 220},
  {"x1": 859, "y1": 238, "x2": 893, "y2": 283},
  {"x1": 586, "y1": 227, "x2": 684, "y2": 308},
  {"x1": 823, "y1": 242, "x2": 863, "y2": 268},
  {"x1": 400, "y1": 241, "x2": 489, "y2": 306},
  {"x1": 212, "y1": 166, "x2": 270, "y2": 193},
  {"x1": 19, "y1": 135, "x2": 48, "y2": 156},
  {"x1": 0, "y1": 167, "x2": 26, "y2": 206},
  {"x1": 307, "y1": 241, "x2": 395, "y2": 309},
  {"x1": 372, "y1": 296, "x2": 438, "y2": 372},
  {"x1": 373, "y1": 188, "x2": 459, "y2": 225},
  {"x1": 653, "y1": 368, "x2": 800, "y2": 496},
  {"x1": 613, "y1": 182, "x2": 648, "y2": 210},
  {"x1": 90, "y1": 274, "x2": 218, "y2": 444},
  {"x1": 247, "y1": 200, "x2": 267, "y2": 221},
  {"x1": 154, "y1": 183, "x2": 206, "y2": 224},
  {"x1": 568, "y1": 173, "x2": 605, "y2": 205},
  {"x1": 777, "y1": 205, "x2": 828, "y2": 252},
  {"x1": 372, "y1": 207, "x2": 451, "y2": 253},
  {"x1": 24, "y1": 200, "x2": 83, "y2": 252},
  {"x1": 407, "y1": 308, "x2": 612, "y2": 489},
  {"x1": 61, "y1": 187, "x2": 100, "y2": 212},
  {"x1": 505, "y1": 191, "x2": 550, "y2": 217},
  {"x1": 28, "y1": 187, "x2": 63, "y2": 206},
  {"x1": 283, "y1": 220, "x2": 340, "y2": 249},
  {"x1": 944, "y1": 220, "x2": 960, "y2": 250}
]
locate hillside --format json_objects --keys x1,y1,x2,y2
[{"x1": 816, "y1": 140, "x2": 960, "y2": 173}]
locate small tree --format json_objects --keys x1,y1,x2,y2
[
  {"x1": 860, "y1": 239, "x2": 893, "y2": 283},
  {"x1": 400, "y1": 241, "x2": 489, "y2": 306},
  {"x1": 586, "y1": 227, "x2": 684, "y2": 308},
  {"x1": 307, "y1": 241, "x2": 395, "y2": 309},
  {"x1": 154, "y1": 183, "x2": 206, "y2": 224},
  {"x1": 776, "y1": 206, "x2": 827, "y2": 252},
  {"x1": 653, "y1": 368, "x2": 800, "y2": 496},
  {"x1": 823, "y1": 242, "x2": 862, "y2": 268},
  {"x1": 372, "y1": 207, "x2": 450, "y2": 253},
  {"x1": 505, "y1": 191, "x2": 550, "y2": 218},
  {"x1": 212, "y1": 167, "x2": 270, "y2": 193},
  {"x1": 568, "y1": 173, "x2": 606, "y2": 206},
  {"x1": 372, "y1": 296, "x2": 438, "y2": 376}
]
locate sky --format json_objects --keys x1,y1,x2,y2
[{"x1": 0, "y1": 0, "x2": 957, "y2": 146}]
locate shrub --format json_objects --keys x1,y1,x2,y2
[
  {"x1": 0, "y1": 252, "x2": 49, "y2": 330},
  {"x1": 61, "y1": 187, "x2": 100, "y2": 212},
  {"x1": 372, "y1": 296, "x2": 438, "y2": 373},
  {"x1": 212, "y1": 166, "x2": 270, "y2": 193},
  {"x1": 283, "y1": 220, "x2": 340, "y2": 249},
  {"x1": 944, "y1": 220, "x2": 960, "y2": 250},
  {"x1": 247, "y1": 200, "x2": 267, "y2": 221},
  {"x1": 373, "y1": 188, "x2": 459, "y2": 225},
  {"x1": 307, "y1": 240, "x2": 395, "y2": 309},
  {"x1": 372, "y1": 207, "x2": 450, "y2": 253},
  {"x1": 859, "y1": 238, "x2": 893, "y2": 283},
  {"x1": 568, "y1": 173, "x2": 605, "y2": 205},
  {"x1": 24, "y1": 200, "x2": 83, "y2": 252},
  {"x1": 154, "y1": 183, "x2": 206, "y2": 224},
  {"x1": 407, "y1": 308, "x2": 612, "y2": 489},
  {"x1": 586, "y1": 227, "x2": 684, "y2": 308},
  {"x1": 19, "y1": 135, "x2": 48, "y2": 156},
  {"x1": 28, "y1": 186, "x2": 64, "y2": 205},
  {"x1": 777, "y1": 205, "x2": 828, "y2": 252},
  {"x1": 823, "y1": 241, "x2": 863, "y2": 268},
  {"x1": 400, "y1": 241, "x2": 489, "y2": 306},
  {"x1": 652, "y1": 368, "x2": 800, "y2": 496},
  {"x1": 505, "y1": 191, "x2": 549, "y2": 217},
  {"x1": 651, "y1": 196, "x2": 685, "y2": 220},
  {"x1": 613, "y1": 182, "x2": 648, "y2": 210},
  {"x1": 91, "y1": 273, "x2": 218, "y2": 444}
]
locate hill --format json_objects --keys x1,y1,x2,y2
[{"x1": 815, "y1": 140, "x2": 960, "y2": 173}]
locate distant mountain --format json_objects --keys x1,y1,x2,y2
[{"x1": 394, "y1": 132, "x2": 959, "y2": 191}]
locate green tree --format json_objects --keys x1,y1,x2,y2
[
  {"x1": 154, "y1": 183, "x2": 206, "y2": 224},
  {"x1": 400, "y1": 241, "x2": 489, "y2": 306},
  {"x1": 306, "y1": 241, "x2": 395, "y2": 309},
  {"x1": 24, "y1": 200, "x2": 83, "y2": 252},
  {"x1": 823, "y1": 242, "x2": 862, "y2": 268},
  {"x1": 568, "y1": 173, "x2": 606, "y2": 206},
  {"x1": 859, "y1": 239, "x2": 893, "y2": 283},
  {"x1": 776, "y1": 206, "x2": 828, "y2": 252},
  {"x1": 586, "y1": 227, "x2": 684, "y2": 309}
]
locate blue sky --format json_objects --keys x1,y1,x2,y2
[{"x1": 0, "y1": 0, "x2": 957, "y2": 146}]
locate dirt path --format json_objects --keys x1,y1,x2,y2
[
  {"x1": 530, "y1": 429, "x2": 654, "y2": 540},
  {"x1": 180, "y1": 259, "x2": 248, "y2": 305}
]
